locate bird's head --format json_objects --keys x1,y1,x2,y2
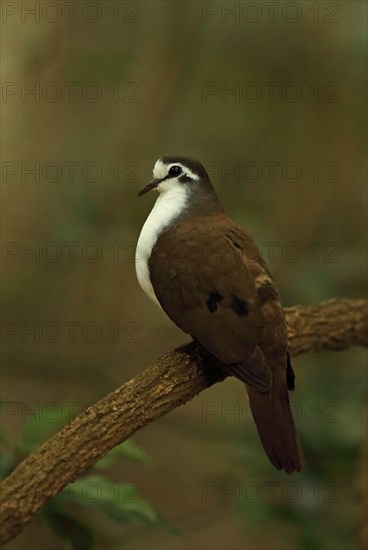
[{"x1": 138, "y1": 156, "x2": 215, "y2": 197}]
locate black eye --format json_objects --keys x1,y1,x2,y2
[{"x1": 169, "y1": 165, "x2": 182, "y2": 177}]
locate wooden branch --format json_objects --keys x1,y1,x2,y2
[{"x1": 1, "y1": 298, "x2": 367, "y2": 546}]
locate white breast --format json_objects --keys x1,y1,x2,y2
[{"x1": 135, "y1": 185, "x2": 189, "y2": 306}]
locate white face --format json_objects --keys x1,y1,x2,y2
[{"x1": 153, "y1": 159, "x2": 199, "y2": 193}]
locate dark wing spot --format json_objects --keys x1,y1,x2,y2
[
  {"x1": 257, "y1": 282, "x2": 279, "y2": 304},
  {"x1": 286, "y1": 351, "x2": 295, "y2": 390},
  {"x1": 206, "y1": 292, "x2": 223, "y2": 313},
  {"x1": 231, "y1": 295, "x2": 249, "y2": 317}
]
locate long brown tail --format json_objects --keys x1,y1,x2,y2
[{"x1": 246, "y1": 367, "x2": 304, "y2": 473}]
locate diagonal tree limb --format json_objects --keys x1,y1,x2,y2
[{"x1": 0, "y1": 298, "x2": 367, "y2": 546}]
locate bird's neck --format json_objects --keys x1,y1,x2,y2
[{"x1": 143, "y1": 185, "x2": 223, "y2": 241}]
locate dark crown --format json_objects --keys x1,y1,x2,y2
[{"x1": 160, "y1": 156, "x2": 210, "y2": 181}]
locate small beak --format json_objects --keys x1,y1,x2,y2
[{"x1": 138, "y1": 179, "x2": 161, "y2": 197}]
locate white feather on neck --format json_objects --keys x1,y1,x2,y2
[{"x1": 136, "y1": 183, "x2": 189, "y2": 305}]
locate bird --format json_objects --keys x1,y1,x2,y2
[{"x1": 136, "y1": 156, "x2": 303, "y2": 473}]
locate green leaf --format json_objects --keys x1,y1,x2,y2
[
  {"x1": 42, "y1": 505, "x2": 94, "y2": 550},
  {"x1": 59, "y1": 475, "x2": 166, "y2": 528},
  {"x1": 96, "y1": 440, "x2": 148, "y2": 469}
]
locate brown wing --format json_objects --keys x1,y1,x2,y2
[
  {"x1": 149, "y1": 213, "x2": 303, "y2": 472},
  {"x1": 149, "y1": 214, "x2": 287, "y2": 391}
]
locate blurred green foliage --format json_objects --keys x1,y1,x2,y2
[
  {"x1": 2, "y1": 0, "x2": 366, "y2": 548},
  {"x1": 1, "y1": 403, "x2": 177, "y2": 549}
]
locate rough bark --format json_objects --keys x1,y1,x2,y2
[{"x1": 0, "y1": 298, "x2": 367, "y2": 546}]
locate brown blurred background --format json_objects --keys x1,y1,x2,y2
[{"x1": 1, "y1": 1, "x2": 367, "y2": 549}]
